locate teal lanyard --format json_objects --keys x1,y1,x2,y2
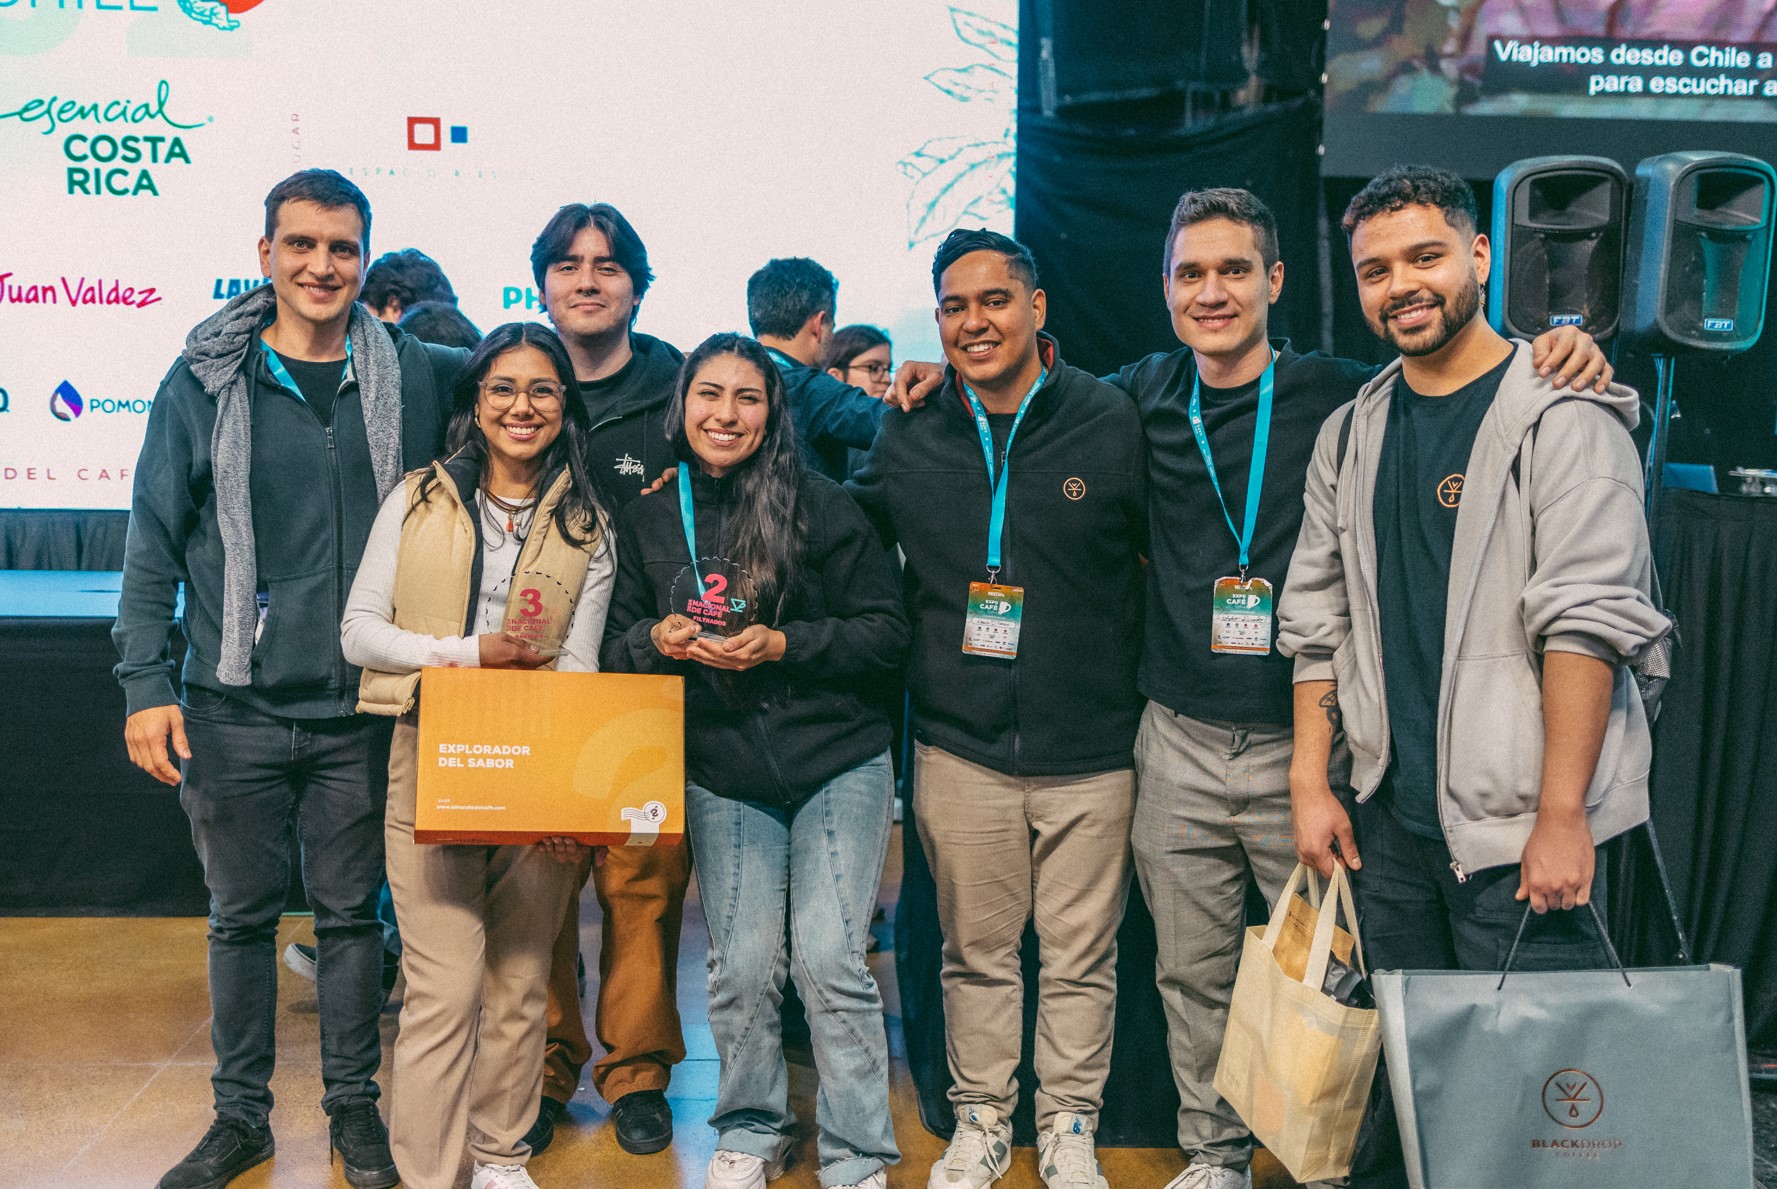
[
  {"x1": 763, "y1": 346, "x2": 799, "y2": 372},
  {"x1": 259, "y1": 335, "x2": 353, "y2": 403},
  {"x1": 963, "y1": 369, "x2": 1046, "y2": 579},
  {"x1": 677, "y1": 467, "x2": 704, "y2": 587},
  {"x1": 1187, "y1": 353, "x2": 1275, "y2": 578}
]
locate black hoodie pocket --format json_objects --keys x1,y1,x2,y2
[{"x1": 251, "y1": 567, "x2": 343, "y2": 691}]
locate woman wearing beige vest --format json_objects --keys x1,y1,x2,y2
[{"x1": 341, "y1": 322, "x2": 614, "y2": 1189}]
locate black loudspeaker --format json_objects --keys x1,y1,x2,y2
[
  {"x1": 1031, "y1": 0, "x2": 1245, "y2": 113},
  {"x1": 1624, "y1": 151, "x2": 1777, "y2": 354},
  {"x1": 1488, "y1": 156, "x2": 1628, "y2": 341}
]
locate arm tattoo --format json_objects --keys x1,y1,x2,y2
[{"x1": 1319, "y1": 688, "x2": 1342, "y2": 732}]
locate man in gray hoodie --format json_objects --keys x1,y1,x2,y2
[{"x1": 1277, "y1": 164, "x2": 1669, "y2": 1187}]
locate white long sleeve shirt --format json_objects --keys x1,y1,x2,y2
[{"x1": 341, "y1": 484, "x2": 615, "y2": 675}]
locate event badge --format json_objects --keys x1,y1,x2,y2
[
  {"x1": 963, "y1": 582, "x2": 1024, "y2": 658},
  {"x1": 669, "y1": 557, "x2": 756, "y2": 639},
  {"x1": 1211, "y1": 575, "x2": 1273, "y2": 655}
]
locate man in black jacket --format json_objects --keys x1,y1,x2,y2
[
  {"x1": 524, "y1": 201, "x2": 689, "y2": 1159},
  {"x1": 848, "y1": 229, "x2": 1145, "y2": 1189},
  {"x1": 114, "y1": 170, "x2": 467, "y2": 1189},
  {"x1": 748, "y1": 256, "x2": 889, "y2": 480}
]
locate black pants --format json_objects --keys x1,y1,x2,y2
[
  {"x1": 179, "y1": 688, "x2": 392, "y2": 1124},
  {"x1": 1346, "y1": 794, "x2": 1610, "y2": 1189}
]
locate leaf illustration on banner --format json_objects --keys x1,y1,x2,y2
[
  {"x1": 901, "y1": 137, "x2": 1015, "y2": 246},
  {"x1": 950, "y1": 7, "x2": 1017, "y2": 63},
  {"x1": 177, "y1": 0, "x2": 242, "y2": 30},
  {"x1": 926, "y1": 63, "x2": 1013, "y2": 103},
  {"x1": 901, "y1": 6, "x2": 1017, "y2": 248}
]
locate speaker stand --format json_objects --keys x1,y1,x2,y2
[{"x1": 1644, "y1": 353, "x2": 1677, "y2": 538}]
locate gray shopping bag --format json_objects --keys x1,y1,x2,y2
[{"x1": 1374, "y1": 905, "x2": 1754, "y2": 1189}]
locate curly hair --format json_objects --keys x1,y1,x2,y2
[{"x1": 1341, "y1": 165, "x2": 1478, "y2": 239}]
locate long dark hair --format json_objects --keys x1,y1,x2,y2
[
  {"x1": 421, "y1": 321, "x2": 608, "y2": 545},
  {"x1": 665, "y1": 333, "x2": 806, "y2": 622}
]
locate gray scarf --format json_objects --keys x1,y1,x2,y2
[{"x1": 184, "y1": 285, "x2": 405, "y2": 686}]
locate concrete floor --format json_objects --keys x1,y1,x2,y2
[{"x1": 0, "y1": 827, "x2": 1301, "y2": 1188}]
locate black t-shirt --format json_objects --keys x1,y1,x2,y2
[
  {"x1": 578, "y1": 353, "x2": 637, "y2": 424},
  {"x1": 1373, "y1": 356, "x2": 1511, "y2": 838},
  {"x1": 1110, "y1": 346, "x2": 1379, "y2": 725},
  {"x1": 272, "y1": 351, "x2": 346, "y2": 426}
]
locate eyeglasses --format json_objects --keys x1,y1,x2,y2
[
  {"x1": 847, "y1": 361, "x2": 894, "y2": 380},
  {"x1": 480, "y1": 380, "x2": 565, "y2": 409}
]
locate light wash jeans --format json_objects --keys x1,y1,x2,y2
[{"x1": 687, "y1": 751, "x2": 899, "y2": 1188}]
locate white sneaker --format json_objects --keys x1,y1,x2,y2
[
  {"x1": 704, "y1": 1148, "x2": 786, "y2": 1189},
  {"x1": 830, "y1": 1172, "x2": 887, "y2": 1189},
  {"x1": 927, "y1": 1104, "x2": 1013, "y2": 1188},
  {"x1": 1161, "y1": 1163, "x2": 1251, "y2": 1189},
  {"x1": 1036, "y1": 1112, "x2": 1108, "y2": 1189},
  {"x1": 471, "y1": 1164, "x2": 540, "y2": 1189}
]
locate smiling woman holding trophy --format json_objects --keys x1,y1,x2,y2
[{"x1": 602, "y1": 332, "x2": 910, "y2": 1189}]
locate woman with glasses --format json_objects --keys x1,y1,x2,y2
[
  {"x1": 341, "y1": 322, "x2": 613, "y2": 1189},
  {"x1": 603, "y1": 332, "x2": 908, "y2": 1189},
  {"x1": 821, "y1": 324, "x2": 893, "y2": 400}
]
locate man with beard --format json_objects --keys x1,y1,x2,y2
[
  {"x1": 522, "y1": 202, "x2": 690, "y2": 1159},
  {"x1": 1278, "y1": 165, "x2": 1668, "y2": 1187}
]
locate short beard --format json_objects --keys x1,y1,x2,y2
[{"x1": 1373, "y1": 275, "x2": 1483, "y2": 357}]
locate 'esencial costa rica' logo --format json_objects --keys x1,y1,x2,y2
[{"x1": 0, "y1": 80, "x2": 210, "y2": 199}]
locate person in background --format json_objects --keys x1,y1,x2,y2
[
  {"x1": 362, "y1": 248, "x2": 458, "y2": 323},
  {"x1": 822, "y1": 324, "x2": 894, "y2": 400},
  {"x1": 848, "y1": 229, "x2": 1147, "y2": 1189},
  {"x1": 115, "y1": 169, "x2": 468, "y2": 1189},
  {"x1": 399, "y1": 301, "x2": 483, "y2": 350},
  {"x1": 747, "y1": 258, "x2": 889, "y2": 480},
  {"x1": 1280, "y1": 164, "x2": 1666, "y2": 1189},
  {"x1": 603, "y1": 332, "x2": 908, "y2": 1189},
  {"x1": 341, "y1": 321, "x2": 614, "y2": 1189},
  {"x1": 523, "y1": 201, "x2": 689, "y2": 1159}
]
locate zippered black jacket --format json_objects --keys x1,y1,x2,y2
[
  {"x1": 846, "y1": 334, "x2": 1148, "y2": 776},
  {"x1": 578, "y1": 332, "x2": 684, "y2": 512},
  {"x1": 113, "y1": 320, "x2": 467, "y2": 719},
  {"x1": 601, "y1": 469, "x2": 909, "y2": 806}
]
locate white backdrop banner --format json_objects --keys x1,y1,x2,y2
[{"x1": 0, "y1": 0, "x2": 1017, "y2": 509}]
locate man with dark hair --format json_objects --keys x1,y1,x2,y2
[
  {"x1": 888, "y1": 190, "x2": 1609, "y2": 1189},
  {"x1": 360, "y1": 247, "x2": 458, "y2": 322},
  {"x1": 747, "y1": 256, "x2": 889, "y2": 479},
  {"x1": 849, "y1": 228, "x2": 1147, "y2": 1189},
  {"x1": 397, "y1": 300, "x2": 482, "y2": 349},
  {"x1": 115, "y1": 168, "x2": 468, "y2": 1189},
  {"x1": 525, "y1": 200, "x2": 689, "y2": 1160},
  {"x1": 1280, "y1": 164, "x2": 1666, "y2": 1188}
]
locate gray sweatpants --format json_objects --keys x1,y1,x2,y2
[{"x1": 1131, "y1": 700, "x2": 1318, "y2": 1170}]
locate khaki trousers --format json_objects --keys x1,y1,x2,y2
[
  {"x1": 914, "y1": 742, "x2": 1136, "y2": 1131},
  {"x1": 383, "y1": 717, "x2": 577, "y2": 1189},
  {"x1": 541, "y1": 841, "x2": 692, "y2": 1105}
]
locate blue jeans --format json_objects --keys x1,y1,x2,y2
[
  {"x1": 178, "y1": 688, "x2": 391, "y2": 1125},
  {"x1": 687, "y1": 752, "x2": 899, "y2": 1188}
]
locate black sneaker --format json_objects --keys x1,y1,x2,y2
[
  {"x1": 329, "y1": 1100, "x2": 399, "y2": 1189},
  {"x1": 157, "y1": 1115, "x2": 274, "y2": 1189},
  {"x1": 523, "y1": 1094, "x2": 569, "y2": 1156},
  {"x1": 610, "y1": 1088, "x2": 674, "y2": 1155}
]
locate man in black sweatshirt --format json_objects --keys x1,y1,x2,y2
[
  {"x1": 114, "y1": 169, "x2": 468, "y2": 1189},
  {"x1": 848, "y1": 229, "x2": 1146, "y2": 1189},
  {"x1": 747, "y1": 256, "x2": 889, "y2": 480},
  {"x1": 524, "y1": 202, "x2": 688, "y2": 1159}
]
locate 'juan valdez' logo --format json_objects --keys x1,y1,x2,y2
[
  {"x1": 50, "y1": 381, "x2": 84, "y2": 422},
  {"x1": 1, "y1": 270, "x2": 163, "y2": 310},
  {"x1": 0, "y1": 80, "x2": 210, "y2": 199}
]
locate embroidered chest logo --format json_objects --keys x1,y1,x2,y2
[
  {"x1": 614, "y1": 453, "x2": 645, "y2": 477},
  {"x1": 1437, "y1": 473, "x2": 1464, "y2": 508},
  {"x1": 1062, "y1": 476, "x2": 1086, "y2": 501}
]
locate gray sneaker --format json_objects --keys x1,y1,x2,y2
[
  {"x1": 1161, "y1": 1164, "x2": 1250, "y2": 1189},
  {"x1": 927, "y1": 1104, "x2": 1012, "y2": 1189}
]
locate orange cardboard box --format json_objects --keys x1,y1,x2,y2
[{"x1": 415, "y1": 667, "x2": 685, "y2": 846}]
